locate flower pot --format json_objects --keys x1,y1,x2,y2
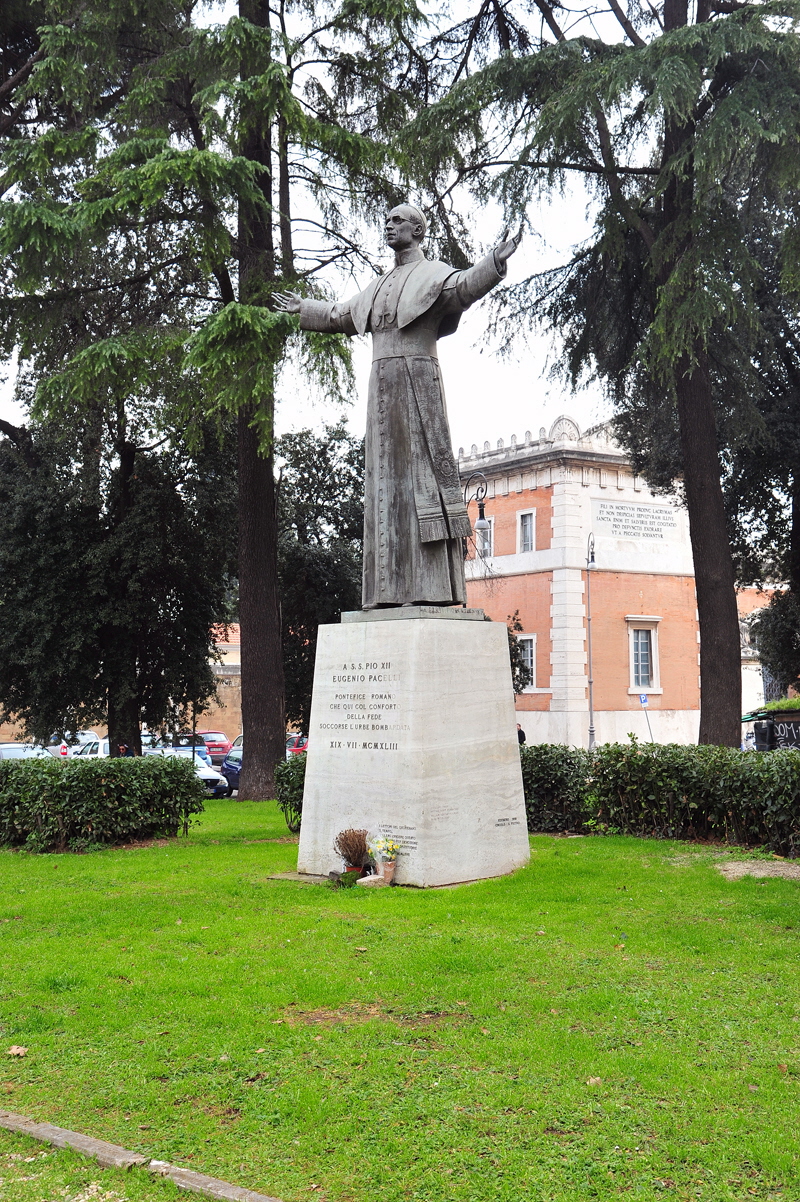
[{"x1": 382, "y1": 859, "x2": 397, "y2": 884}]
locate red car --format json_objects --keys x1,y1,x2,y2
[
  {"x1": 286, "y1": 734, "x2": 308, "y2": 759},
  {"x1": 196, "y1": 730, "x2": 233, "y2": 766}
]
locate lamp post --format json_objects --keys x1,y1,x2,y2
[
  {"x1": 586, "y1": 532, "x2": 596, "y2": 751},
  {"x1": 462, "y1": 473, "x2": 490, "y2": 559}
]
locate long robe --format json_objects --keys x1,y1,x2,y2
[{"x1": 299, "y1": 249, "x2": 505, "y2": 608}]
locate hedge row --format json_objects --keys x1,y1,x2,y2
[
  {"x1": 268, "y1": 738, "x2": 800, "y2": 856},
  {"x1": 0, "y1": 757, "x2": 206, "y2": 852},
  {"x1": 523, "y1": 739, "x2": 800, "y2": 856}
]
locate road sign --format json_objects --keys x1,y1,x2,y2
[{"x1": 639, "y1": 693, "x2": 649, "y2": 706}]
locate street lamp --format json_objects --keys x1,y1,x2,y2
[
  {"x1": 586, "y1": 532, "x2": 596, "y2": 751},
  {"x1": 463, "y1": 473, "x2": 490, "y2": 559}
]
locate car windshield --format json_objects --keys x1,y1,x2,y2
[
  {"x1": 227, "y1": 749, "x2": 242, "y2": 764},
  {"x1": 203, "y1": 733, "x2": 227, "y2": 742}
]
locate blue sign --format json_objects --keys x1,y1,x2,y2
[{"x1": 639, "y1": 693, "x2": 649, "y2": 706}]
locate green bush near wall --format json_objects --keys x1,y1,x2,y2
[
  {"x1": 521, "y1": 739, "x2": 800, "y2": 856},
  {"x1": 0, "y1": 757, "x2": 206, "y2": 852},
  {"x1": 275, "y1": 752, "x2": 305, "y2": 833}
]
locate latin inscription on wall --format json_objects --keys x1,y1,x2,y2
[
  {"x1": 316, "y1": 660, "x2": 409, "y2": 751},
  {"x1": 592, "y1": 499, "x2": 680, "y2": 542}
]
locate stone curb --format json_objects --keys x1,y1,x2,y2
[
  {"x1": 0, "y1": 1109, "x2": 146, "y2": 1169},
  {"x1": 149, "y1": 1160, "x2": 282, "y2": 1201},
  {"x1": 0, "y1": 1109, "x2": 282, "y2": 1202}
]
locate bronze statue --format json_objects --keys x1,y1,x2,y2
[{"x1": 275, "y1": 205, "x2": 519, "y2": 609}]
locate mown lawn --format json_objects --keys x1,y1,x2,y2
[{"x1": 1, "y1": 799, "x2": 799, "y2": 1201}]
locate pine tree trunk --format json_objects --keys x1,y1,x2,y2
[
  {"x1": 654, "y1": 0, "x2": 742, "y2": 745},
  {"x1": 237, "y1": 406, "x2": 286, "y2": 797},
  {"x1": 235, "y1": 0, "x2": 286, "y2": 799},
  {"x1": 105, "y1": 436, "x2": 143, "y2": 757},
  {"x1": 675, "y1": 352, "x2": 741, "y2": 746}
]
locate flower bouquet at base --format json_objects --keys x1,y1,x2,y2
[{"x1": 369, "y1": 837, "x2": 402, "y2": 883}]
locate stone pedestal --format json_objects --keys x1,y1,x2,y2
[{"x1": 297, "y1": 607, "x2": 529, "y2": 887}]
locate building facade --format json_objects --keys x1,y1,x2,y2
[{"x1": 459, "y1": 416, "x2": 702, "y2": 745}]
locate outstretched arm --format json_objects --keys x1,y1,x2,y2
[
  {"x1": 445, "y1": 228, "x2": 522, "y2": 312},
  {"x1": 273, "y1": 289, "x2": 357, "y2": 335}
]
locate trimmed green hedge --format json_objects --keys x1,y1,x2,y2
[
  {"x1": 275, "y1": 752, "x2": 305, "y2": 833},
  {"x1": 521, "y1": 739, "x2": 800, "y2": 856},
  {"x1": 0, "y1": 757, "x2": 206, "y2": 852},
  {"x1": 520, "y1": 743, "x2": 591, "y2": 833}
]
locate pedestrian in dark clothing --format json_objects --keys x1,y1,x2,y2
[{"x1": 517, "y1": 723, "x2": 526, "y2": 745}]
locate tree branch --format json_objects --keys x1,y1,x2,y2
[
  {"x1": 606, "y1": 0, "x2": 646, "y2": 45},
  {"x1": 180, "y1": 88, "x2": 237, "y2": 307},
  {"x1": 0, "y1": 46, "x2": 45, "y2": 105},
  {"x1": 595, "y1": 106, "x2": 656, "y2": 248},
  {"x1": 532, "y1": 0, "x2": 567, "y2": 42}
]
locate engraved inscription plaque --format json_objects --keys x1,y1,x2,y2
[
  {"x1": 297, "y1": 613, "x2": 530, "y2": 887},
  {"x1": 592, "y1": 498, "x2": 681, "y2": 543}
]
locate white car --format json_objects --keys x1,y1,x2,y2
[
  {"x1": 72, "y1": 739, "x2": 228, "y2": 795},
  {"x1": 0, "y1": 742, "x2": 53, "y2": 760},
  {"x1": 45, "y1": 731, "x2": 99, "y2": 758}
]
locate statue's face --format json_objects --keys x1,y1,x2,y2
[{"x1": 385, "y1": 207, "x2": 423, "y2": 251}]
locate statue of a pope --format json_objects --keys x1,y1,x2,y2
[{"x1": 275, "y1": 204, "x2": 519, "y2": 609}]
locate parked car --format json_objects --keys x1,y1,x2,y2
[
  {"x1": 220, "y1": 747, "x2": 242, "y2": 793},
  {"x1": 196, "y1": 761, "x2": 231, "y2": 797},
  {"x1": 73, "y1": 738, "x2": 110, "y2": 758},
  {"x1": 73, "y1": 737, "x2": 224, "y2": 792},
  {"x1": 143, "y1": 744, "x2": 213, "y2": 767},
  {"x1": 286, "y1": 733, "x2": 308, "y2": 759},
  {"x1": 196, "y1": 730, "x2": 233, "y2": 765},
  {"x1": 45, "y1": 730, "x2": 99, "y2": 758},
  {"x1": 232, "y1": 734, "x2": 243, "y2": 749},
  {"x1": 0, "y1": 742, "x2": 52, "y2": 759}
]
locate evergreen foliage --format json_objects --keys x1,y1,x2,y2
[
  {"x1": 0, "y1": 416, "x2": 236, "y2": 750},
  {"x1": 507, "y1": 610, "x2": 533, "y2": 695},
  {"x1": 753, "y1": 592, "x2": 800, "y2": 695},
  {"x1": 0, "y1": 0, "x2": 428, "y2": 797},
  {"x1": 277, "y1": 422, "x2": 364, "y2": 731},
  {"x1": 402, "y1": 0, "x2": 800, "y2": 746},
  {"x1": 0, "y1": 755, "x2": 206, "y2": 852}
]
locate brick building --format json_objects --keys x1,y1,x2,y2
[{"x1": 459, "y1": 415, "x2": 702, "y2": 745}]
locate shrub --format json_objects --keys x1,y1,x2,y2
[
  {"x1": 0, "y1": 757, "x2": 206, "y2": 852},
  {"x1": 519, "y1": 743, "x2": 592, "y2": 832},
  {"x1": 518, "y1": 738, "x2": 800, "y2": 855},
  {"x1": 275, "y1": 752, "x2": 305, "y2": 833},
  {"x1": 590, "y1": 740, "x2": 800, "y2": 856}
]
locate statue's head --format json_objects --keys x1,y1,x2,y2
[{"x1": 385, "y1": 203, "x2": 427, "y2": 250}]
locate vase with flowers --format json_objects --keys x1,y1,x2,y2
[{"x1": 369, "y1": 837, "x2": 402, "y2": 884}]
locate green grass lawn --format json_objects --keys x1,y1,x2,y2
[{"x1": 1, "y1": 800, "x2": 800, "y2": 1202}]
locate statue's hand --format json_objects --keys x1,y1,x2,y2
[
  {"x1": 273, "y1": 290, "x2": 302, "y2": 314},
  {"x1": 494, "y1": 228, "x2": 522, "y2": 265}
]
